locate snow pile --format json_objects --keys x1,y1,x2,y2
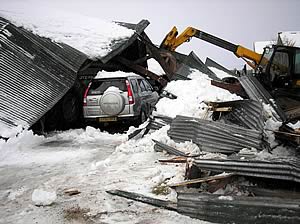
[
  {"x1": 147, "y1": 58, "x2": 165, "y2": 75},
  {"x1": 209, "y1": 67, "x2": 234, "y2": 79},
  {"x1": 0, "y1": 1, "x2": 134, "y2": 59},
  {"x1": 0, "y1": 129, "x2": 44, "y2": 150},
  {"x1": 288, "y1": 120, "x2": 300, "y2": 129},
  {"x1": 156, "y1": 69, "x2": 241, "y2": 118},
  {"x1": 0, "y1": 123, "x2": 29, "y2": 139},
  {"x1": 32, "y1": 189, "x2": 57, "y2": 206},
  {"x1": 94, "y1": 71, "x2": 140, "y2": 79}
]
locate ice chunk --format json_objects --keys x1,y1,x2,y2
[{"x1": 32, "y1": 189, "x2": 57, "y2": 206}]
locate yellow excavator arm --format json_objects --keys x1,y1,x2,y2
[{"x1": 160, "y1": 26, "x2": 263, "y2": 69}]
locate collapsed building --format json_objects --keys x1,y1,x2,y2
[{"x1": 1, "y1": 11, "x2": 300, "y2": 223}]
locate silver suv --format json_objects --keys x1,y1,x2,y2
[{"x1": 83, "y1": 72, "x2": 159, "y2": 124}]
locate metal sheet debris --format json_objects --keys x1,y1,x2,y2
[
  {"x1": 193, "y1": 157, "x2": 300, "y2": 183},
  {"x1": 210, "y1": 99, "x2": 265, "y2": 130},
  {"x1": 168, "y1": 115, "x2": 264, "y2": 154},
  {"x1": 177, "y1": 192, "x2": 300, "y2": 224}
]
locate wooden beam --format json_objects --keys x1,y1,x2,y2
[
  {"x1": 168, "y1": 173, "x2": 234, "y2": 188},
  {"x1": 106, "y1": 190, "x2": 177, "y2": 211}
]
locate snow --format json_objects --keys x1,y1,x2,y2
[
  {"x1": 147, "y1": 58, "x2": 165, "y2": 75},
  {"x1": 0, "y1": 1, "x2": 298, "y2": 223},
  {"x1": 155, "y1": 69, "x2": 241, "y2": 118},
  {"x1": 218, "y1": 195, "x2": 234, "y2": 201},
  {"x1": 287, "y1": 121, "x2": 300, "y2": 129},
  {"x1": 0, "y1": 1, "x2": 134, "y2": 60},
  {"x1": 209, "y1": 67, "x2": 234, "y2": 79},
  {"x1": 32, "y1": 189, "x2": 57, "y2": 206},
  {"x1": 94, "y1": 71, "x2": 141, "y2": 79}
]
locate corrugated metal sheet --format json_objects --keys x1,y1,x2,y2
[
  {"x1": 205, "y1": 57, "x2": 237, "y2": 77},
  {"x1": 167, "y1": 115, "x2": 264, "y2": 154},
  {"x1": 146, "y1": 115, "x2": 172, "y2": 130},
  {"x1": 102, "y1": 20, "x2": 149, "y2": 64},
  {"x1": 211, "y1": 99, "x2": 265, "y2": 130},
  {"x1": 177, "y1": 192, "x2": 300, "y2": 224},
  {"x1": 172, "y1": 51, "x2": 220, "y2": 81},
  {"x1": 0, "y1": 17, "x2": 88, "y2": 135},
  {"x1": 193, "y1": 158, "x2": 300, "y2": 183},
  {"x1": 153, "y1": 140, "x2": 188, "y2": 156},
  {"x1": 239, "y1": 75, "x2": 286, "y2": 121}
]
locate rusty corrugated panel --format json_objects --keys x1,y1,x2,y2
[
  {"x1": 177, "y1": 192, "x2": 300, "y2": 224},
  {"x1": 0, "y1": 17, "x2": 88, "y2": 136},
  {"x1": 168, "y1": 115, "x2": 264, "y2": 154},
  {"x1": 193, "y1": 158, "x2": 300, "y2": 183}
]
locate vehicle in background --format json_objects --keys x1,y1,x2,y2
[{"x1": 83, "y1": 72, "x2": 159, "y2": 126}]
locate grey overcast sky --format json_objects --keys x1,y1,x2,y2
[{"x1": 5, "y1": 0, "x2": 300, "y2": 69}]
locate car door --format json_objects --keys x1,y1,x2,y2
[{"x1": 139, "y1": 79, "x2": 159, "y2": 115}]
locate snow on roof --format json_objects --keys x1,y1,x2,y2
[
  {"x1": 278, "y1": 31, "x2": 300, "y2": 47},
  {"x1": 253, "y1": 41, "x2": 274, "y2": 54},
  {"x1": 0, "y1": 1, "x2": 135, "y2": 60},
  {"x1": 94, "y1": 71, "x2": 141, "y2": 79}
]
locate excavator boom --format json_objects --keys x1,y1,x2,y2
[{"x1": 161, "y1": 26, "x2": 262, "y2": 68}]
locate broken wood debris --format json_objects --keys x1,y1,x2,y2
[
  {"x1": 168, "y1": 173, "x2": 234, "y2": 188},
  {"x1": 106, "y1": 190, "x2": 177, "y2": 211},
  {"x1": 158, "y1": 157, "x2": 187, "y2": 163}
]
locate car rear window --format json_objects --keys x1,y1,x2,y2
[{"x1": 88, "y1": 79, "x2": 127, "y2": 95}]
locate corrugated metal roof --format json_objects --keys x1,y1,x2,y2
[
  {"x1": 239, "y1": 75, "x2": 286, "y2": 121},
  {"x1": 205, "y1": 57, "x2": 237, "y2": 77},
  {"x1": 172, "y1": 51, "x2": 220, "y2": 81},
  {"x1": 177, "y1": 192, "x2": 300, "y2": 224},
  {"x1": 0, "y1": 16, "x2": 88, "y2": 136},
  {"x1": 168, "y1": 115, "x2": 264, "y2": 154},
  {"x1": 101, "y1": 20, "x2": 150, "y2": 63},
  {"x1": 211, "y1": 99, "x2": 265, "y2": 130},
  {"x1": 193, "y1": 157, "x2": 300, "y2": 183}
]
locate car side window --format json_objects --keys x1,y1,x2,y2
[
  {"x1": 138, "y1": 79, "x2": 147, "y2": 92},
  {"x1": 142, "y1": 80, "x2": 153, "y2": 91},
  {"x1": 130, "y1": 79, "x2": 138, "y2": 94}
]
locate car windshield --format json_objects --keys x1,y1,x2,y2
[{"x1": 88, "y1": 79, "x2": 127, "y2": 95}]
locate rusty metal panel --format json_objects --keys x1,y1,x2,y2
[
  {"x1": 177, "y1": 192, "x2": 300, "y2": 224},
  {"x1": 168, "y1": 115, "x2": 264, "y2": 154},
  {"x1": 0, "y1": 17, "x2": 88, "y2": 136}
]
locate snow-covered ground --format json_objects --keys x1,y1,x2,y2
[{"x1": 0, "y1": 1, "x2": 297, "y2": 223}]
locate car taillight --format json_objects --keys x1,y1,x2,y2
[
  {"x1": 83, "y1": 82, "x2": 92, "y2": 106},
  {"x1": 126, "y1": 80, "x2": 134, "y2": 104}
]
